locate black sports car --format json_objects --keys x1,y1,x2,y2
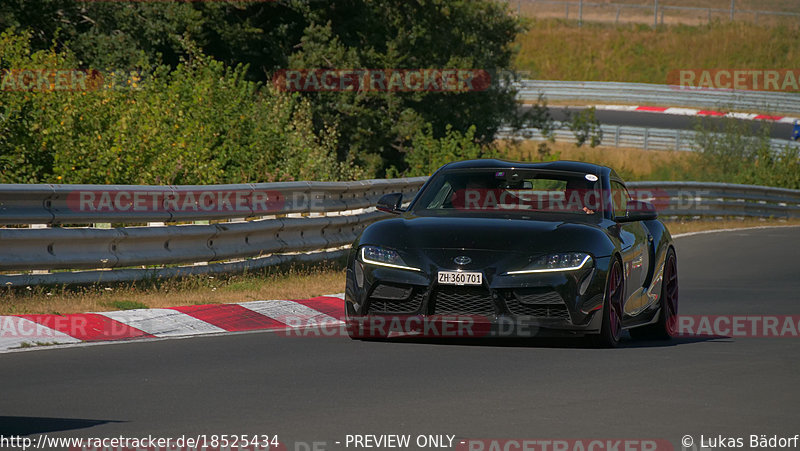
[{"x1": 344, "y1": 160, "x2": 678, "y2": 347}]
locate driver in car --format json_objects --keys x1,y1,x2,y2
[{"x1": 564, "y1": 180, "x2": 596, "y2": 215}]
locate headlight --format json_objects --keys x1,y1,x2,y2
[
  {"x1": 360, "y1": 246, "x2": 421, "y2": 272},
  {"x1": 507, "y1": 253, "x2": 592, "y2": 274}
]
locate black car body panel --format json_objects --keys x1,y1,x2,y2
[{"x1": 345, "y1": 159, "x2": 676, "y2": 341}]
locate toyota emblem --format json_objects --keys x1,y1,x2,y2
[{"x1": 454, "y1": 256, "x2": 472, "y2": 266}]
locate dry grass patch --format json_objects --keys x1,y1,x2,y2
[
  {"x1": 514, "y1": 19, "x2": 800, "y2": 89},
  {"x1": 667, "y1": 219, "x2": 800, "y2": 236},
  {"x1": 496, "y1": 140, "x2": 701, "y2": 181},
  {"x1": 0, "y1": 263, "x2": 346, "y2": 316}
]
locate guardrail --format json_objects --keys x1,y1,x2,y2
[
  {"x1": 0, "y1": 178, "x2": 426, "y2": 225},
  {"x1": 0, "y1": 178, "x2": 428, "y2": 285},
  {"x1": 499, "y1": 123, "x2": 800, "y2": 152},
  {"x1": 516, "y1": 80, "x2": 800, "y2": 116},
  {"x1": 626, "y1": 181, "x2": 800, "y2": 219},
  {"x1": 1, "y1": 179, "x2": 798, "y2": 286}
]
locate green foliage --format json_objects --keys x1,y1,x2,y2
[
  {"x1": 0, "y1": 0, "x2": 304, "y2": 79},
  {"x1": 288, "y1": 0, "x2": 533, "y2": 176},
  {"x1": 0, "y1": 0, "x2": 536, "y2": 182},
  {"x1": 566, "y1": 107, "x2": 603, "y2": 148},
  {"x1": 401, "y1": 124, "x2": 498, "y2": 177},
  {"x1": 108, "y1": 300, "x2": 149, "y2": 311},
  {"x1": 693, "y1": 118, "x2": 800, "y2": 189},
  {"x1": 0, "y1": 31, "x2": 360, "y2": 184}
]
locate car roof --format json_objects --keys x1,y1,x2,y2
[{"x1": 439, "y1": 159, "x2": 614, "y2": 179}]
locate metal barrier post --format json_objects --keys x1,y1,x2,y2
[{"x1": 654, "y1": 0, "x2": 659, "y2": 27}]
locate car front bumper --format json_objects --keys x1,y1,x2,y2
[{"x1": 344, "y1": 255, "x2": 612, "y2": 338}]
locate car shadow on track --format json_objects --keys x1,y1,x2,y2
[
  {"x1": 0, "y1": 416, "x2": 124, "y2": 436},
  {"x1": 622, "y1": 335, "x2": 732, "y2": 348},
  {"x1": 366, "y1": 334, "x2": 728, "y2": 349}
]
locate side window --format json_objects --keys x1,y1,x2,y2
[
  {"x1": 610, "y1": 181, "x2": 630, "y2": 218},
  {"x1": 426, "y1": 181, "x2": 454, "y2": 209}
]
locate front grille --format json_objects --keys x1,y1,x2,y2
[
  {"x1": 505, "y1": 289, "x2": 571, "y2": 321},
  {"x1": 432, "y1": 286, "x2": 496, "y2": 315},
  {"x1": 368, "y1": 290, "x2": 424, "y2": 314},
  {"x1": 514, "y1": 290, "x2": 564, "y2": 305}
]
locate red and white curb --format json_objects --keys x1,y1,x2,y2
[
  {"x1": 0, "y1": 294, "x2": 345, "y2": 353},
  {"x1": 584, "y1": 104, "x2": 799, "y2": 124}
]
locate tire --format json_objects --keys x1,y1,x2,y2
[
  {"x1": 591, "y1": 257, "x2": 624, "y2": 348},
  {"x1": 630, "y1": 248, "x2": 678, "y2": 340}
]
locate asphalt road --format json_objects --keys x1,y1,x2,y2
[
  {"x1": 545, "y1": 106, "x2": 795, "y2": 140},
  {"x1": 2, "y1": 227, "x2": 799, "y2": 451}
]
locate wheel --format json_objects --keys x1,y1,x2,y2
[
  {"x1": 631, "y1": 248, "x2": 678, "y2": 340},
  {"x1": 591, "y1": 257, "x2": 624, "y2": 348}
]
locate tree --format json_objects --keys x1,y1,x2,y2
[
  {"x1": 287, "y1": 0, "x2": 532, "y2": 175},
  {"x1": 0, "y1": 1, "x2": 303, "y2": 79},
  {"x1": 1, "y1": 0, "x2": 549, "y2": 179}
]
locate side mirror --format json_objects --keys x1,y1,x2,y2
[
  {"x1": 377, "y1": 193, "x2": 404, "y2": 214},
  {"x1": 616, "y1": 200, "x2": 657, "y2": 222}
]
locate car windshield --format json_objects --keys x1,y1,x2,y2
[{"x1": 411, "y1": 168, "x2": 602, "y2": 218}]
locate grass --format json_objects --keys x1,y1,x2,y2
[
  {"x1": 18, "y1": 341, "x2": 60, "y2": 348},
  {"x1": 514, "y1": 19, "x2": 800, "y2": 85},
  {"x1": 667, "y1": 219, "x2": 800, "y2": 236},
  {"x1": 497, "y1": 140, "x2": 702, "y2": 181},
  {"x1": 0, "y1": 262, "x2": 346, "y2": 316}
]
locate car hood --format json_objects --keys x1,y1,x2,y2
[{"x1": 360, "y1": 214, "x2": 612, "y2": 256}]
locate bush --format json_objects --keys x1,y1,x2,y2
[
  {"x1": 693, "y1": 117, "x2": 800, "y2": 189},
  {"x1": 0, "y1": 29, "x2": 361, "y2": 185},
  {"x1": 399, "y1": 124, "x2": 499, "y2": 177},
  {"x1": 566, "y1": 107, "x2": 603, "y2": 148}
]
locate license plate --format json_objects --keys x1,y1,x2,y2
[{"x1": 437, "y1": 271, "x2": 482, "y2": 286}]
